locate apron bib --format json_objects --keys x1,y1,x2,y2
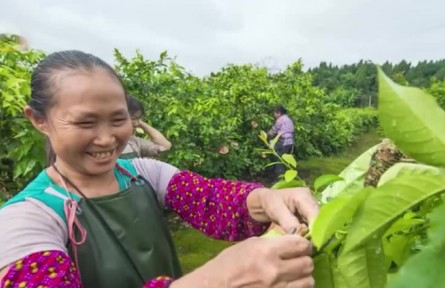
[{"x1": 67, "y1": 171, "x2": 182, "y2": 288}]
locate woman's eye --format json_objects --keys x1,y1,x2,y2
[
  {"x1": 76, "y1": 122, "x2": 95, "y2": 128},
  {"x1": 112, "y1": 118, "x2": 127, "y2": 125}
]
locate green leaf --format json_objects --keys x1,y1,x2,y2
[
  {"x1": 284, "y1": 170, "x2": 297, "y2": 182},
  {"x1": 281, "y1": 153, "x2": 297, "y2": 168},
  {"x1": 344, "y1": 168, "x2": 445, "y2": 253},
  {"x1": 387, "y1": 203, "x2": 445, "y2": 287},
  {"x1": 378, "y1": 67, "x2": 445, "y2": 167},
  {"x1": 332, "y1": 261, "x2": 350, "y2": 288},
  {"x1": 311, "y1": 188, "x2": 371, "y2": 249},
  {"x1": 378, "y1": 162, "x2": 445, "y2": 187},
  {"x1": 382, "y1": 234, "x2": 412, "y2": 267},
  {"x1": 338, "y1": 239, "x2": 387, "y2": 288},
  {"x1": 313, "y1": 254, "x2": 334, "y2": 288},
  {"x1": 382, "y1": 214, "x2": 425, "y2": 238},
  {"x1": 313, "y1": 174, "x2": 344, "y2": 192},
  {"x1": 426, "y1": 202, "x2": 445, "y2": 249},
  {"x1": 263, "y1": 161, "x2": 282, "y2": 168},
  {"x1": 271, "y1": 179, "x2": 306, "y2": 189},
  {"x1": 259, "y1": 130, "x2": 268, "y2": 144},
  {"x1": 321, "y1": 144, "x2": 377, "y2": 203},
  {"x1": 388, "y1": 248, "x2": 445, "y2": 288},
  {"x1": 269, "y1": 133, "x2": 281, "y2": 149}
]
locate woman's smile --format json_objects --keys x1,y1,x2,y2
[{"x1": 86, "y1": 149, "x2": 116, "y2": 162}]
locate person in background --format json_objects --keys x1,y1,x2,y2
[
  {"x1": 267, "y1": 105, "x2": 295, "y2": 180},
  {"x1": 120, "y1": 96, "x2": 172, "y2": 159},
  {"x1": 0, "y1": 50, "x2": 318, "y2": 288}
]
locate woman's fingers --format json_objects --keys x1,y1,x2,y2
[
  {"x1": 273, "y1": 235, "x2": 313, "y2": 260},
  {"x1": 285, "y1": 276, "x2": 315, "y2": 288}
]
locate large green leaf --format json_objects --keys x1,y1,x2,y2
[
  {"x1": 378, "y1": 67, "x2": 445, "y2": 167},
  {"x1": 344, "y1": 167, "x2": 445, "y2": 252},
  {"x1": 271, "y1": 179, "x2": 306, "y2": 189},
  {"x1": 284, "y1": 170, "x2": 298, "y2": 182},
  {"x1": 337, "y1": 239, "x2": 387, "y2": 288},
  {"x1": 313, "y1": 253, "x2": 334, "y2": 288},
  {"x1": 321, "y1": 144, "x2": 377, "y2": 203},
  {"x1": 313, "y1": 174, "x2": 344, "y2": 192},
  {"x1": 388, "y1": 248, "x2": 445, "y2": 288},
  {"x1": 282, "y1": 153, "x2": 297, "y2": 169},
  {"x1": 388, "y1": 203, "x2": 445, "y2": 287},
  {"x1": 427, "y1": 202, "x2": 445, "y2": 249},
  {"x1": 311, "y1": 188, "x2": 371, "y2": 249},
  {"x1": 382, "y1": 214, "x2": 425, "y2": 239},
  {"x1": 382, "y1": 234, "x2": 413, "y2": 267},
  {"x1": 378, "y1": 162, "x2": 445, "y2": 187},
  {"x1": 332, "y1": 262, "x2": 350, "y2": 288}
]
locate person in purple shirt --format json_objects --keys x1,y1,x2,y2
[{"x1": 267, "y1": 105, "x2": 295, "y2": 180}]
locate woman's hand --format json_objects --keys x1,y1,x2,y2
[
  {"x1": 171, "y1": 235, "x2": 314, "y2": 288},
  {"x1": 247, "y1": 187, "x2": 319, "y2": 235}
]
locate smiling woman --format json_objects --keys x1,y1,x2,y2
[
  {"x1": 28, "y1": 66, "x2": 133, "y2": 177},
  {"x1": 0, "y1": 50, "x2": 319, "y2": 288}
]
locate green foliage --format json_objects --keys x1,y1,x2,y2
[
  {"x1": 427, "y1": 77, "x2": 445, "y2": 110},
  {"x1": 378, "y1": 67, "x2": 445, "y2": 167},
  {"x1": 114, "y1": 50, "x2": 377, "y2": 178},
  {"x1": 313, "y1": 174, "x2": 343, "y2": 193},
  {"x1": 387, "y1": 203, "x2": 445, "y2": 288},
  {"x1": 115, "y1": 50, "x2": 275, "y2": 178},
  {"x1": 0, "y1": 35, "x2": 46, "y2": 193},
  {"x1": 268, "y1": 67, "x2": 445, "y2": 287},
  {"x1": 311, "y1": 188, "x2": 371, "y2": 250},
  {"x1": 310, "y1": 59, "x2": 445, "y2": 109},
  {"x1": 320, "y1": 144, "x2": 377, "y2": 203},
  {"x1": 344, "y1": 169, "x2": 445, "y2": 253},
  {"x1": 312, "y1": 68, "x2": 445, "y2": 287}
]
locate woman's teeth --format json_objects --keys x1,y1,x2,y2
[{"x1": 90, "y1": 150, "x2": 114, "y2": 160}]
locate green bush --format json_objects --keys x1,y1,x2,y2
[
  {"x1": 0, "y1": 34, "x2": 46, "y2": 194},
  {"x1": 115, "y1": 52, "x2": 378, "y2": 177}
]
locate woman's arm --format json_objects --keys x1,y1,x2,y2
[
  {"x1": 165, "y1": 171, "x2": 270, "y2": 241},
  {"x1": 0, "y1": 251, "x2": 176, "y2": 288},
  {"x1": 137, "y1": 120, "x2": 172, "y2": 151},
  {"x1": 131, "y1": 158, "x2": 271, "y2": 241},
  {"x1": 1, "y1": 250, "x2": 82, "y2": 288}
]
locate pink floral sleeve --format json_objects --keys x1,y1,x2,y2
[
  {"x1": 0, "y1": 251, "x2": 174, "y2": 288},
  {"x1": 1, "y1": 250, "x2": 82, "y2": 288},
  {"x1": 143, "y1": 276, "x2": 174, "y2": 288},
  {"x1": 165, "y1": 171, "x2": 270, "y2": 241}
]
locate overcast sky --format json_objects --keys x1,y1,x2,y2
[{"x1": 1, "y1": 0, "x2": 444, "y2": 76}]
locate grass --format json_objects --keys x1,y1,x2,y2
[
  {"x1": 170, "y1": 129, "x2": 382, "y2": 274},
  {"x1": 171, "y1": 228, "x2": 232, "y2": 273},
  {"x1": 298, "y1": 129, "x2": 381, "y2": 185}
]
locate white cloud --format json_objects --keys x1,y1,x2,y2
[{"x1": 1, "y1": 0, "x2": 444, "y2": 75}]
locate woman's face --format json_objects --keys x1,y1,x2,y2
[
  {"x1": 36, "y1": 68, "x2": 133, "y2": 176},
  {"x1": 273, "y1": 111, "x2": 280, "y2": 119},
  {"x1": 131, "y1": 112, "x2": 142, "y2": 128}
]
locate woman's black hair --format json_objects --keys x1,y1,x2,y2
[
  {"x1": 28, "y1": 50, "x2": 128, "y2": 165},
  {"x1": 29, "y1": 50, "x2": 126, "y2": 117},
  {"x1": 273, "y1": 105, "x2": 287, "y2": 115},
  {"x1": 127, "y1": 95, "x2": 145, "y2": 118}
]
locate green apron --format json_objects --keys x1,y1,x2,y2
[{"x1": 67, "y1": 168, "x2": 182, "y2": 288}]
